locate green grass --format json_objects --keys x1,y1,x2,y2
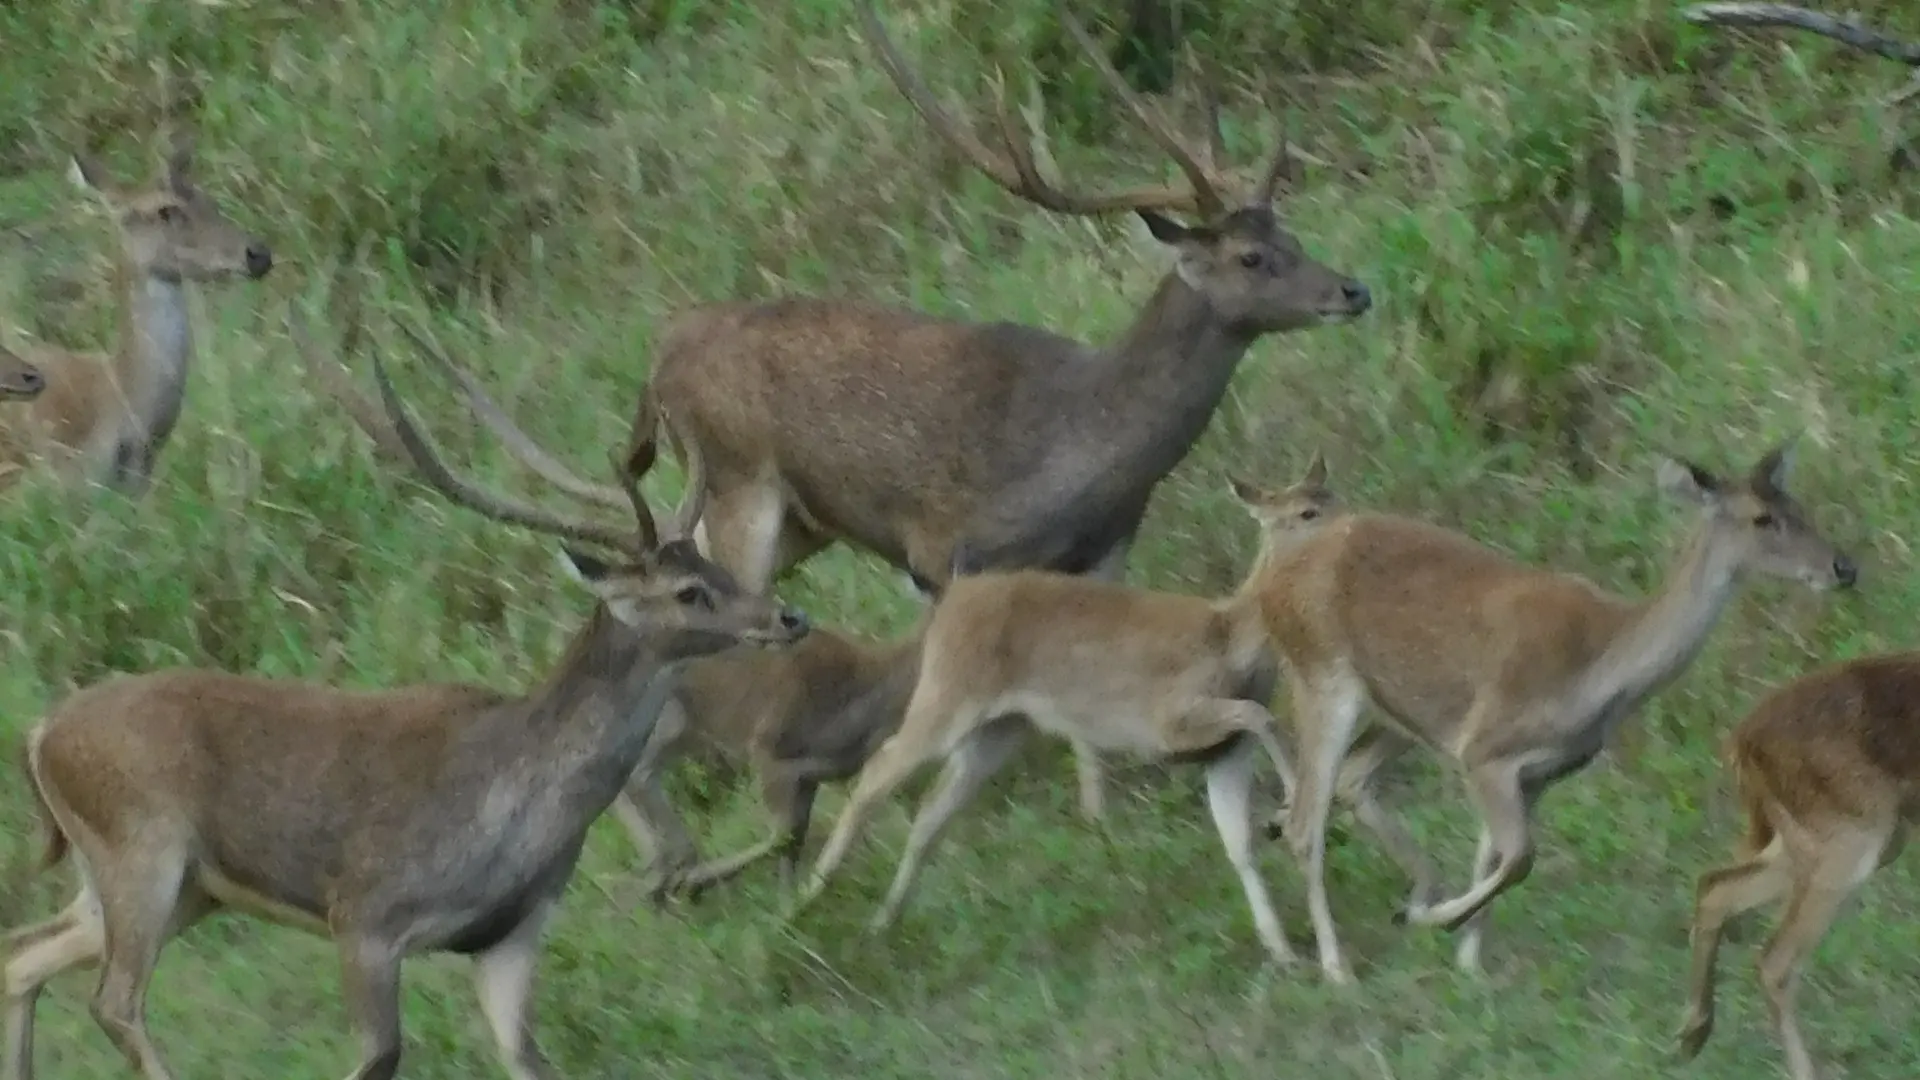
[{"x1": 3, "y1": 0, "x2": 1919, "y2": 1076}]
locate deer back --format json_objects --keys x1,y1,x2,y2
[{"x1": 1731, "y1": 654, "x2": 1920, "y2": 826}]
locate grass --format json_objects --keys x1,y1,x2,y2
[{"x1": 2, "y1": 0, "x2": 1919, "y2": 1076}]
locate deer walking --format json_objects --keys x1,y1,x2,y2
[
  {"x1": 389, "y1": 0, "x2": 1371, "y2": 826},
  {"x1": 1676, "y1": 652, "x2": 1920, "y2": 1080},
  {"x1": 792, "y1": 455, "x2": 1442, "y2": 961},
  {"x1": 0, "y1": 134, "x2": 273, "y2": 494},
  {"x1": 0, "y1": 343, "x2": 808, "y2": 1080},
  {"x1": 0, "y1": 346, "x2": 44, "y2": 401},
  {"x1": 1259, "y1": 439, "x2": 1856, "y2": 984}
]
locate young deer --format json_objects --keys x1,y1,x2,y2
[
  {"x1": 1676, "y1": 652, "x2": 1920, "y2": 1080},
  {"x1": 613, "y1": 627, "x2": 923, "y2": 902},
  {"x1": 400, "y1": 0, "x2": 1372, "y2": 825},
  {"x1": 791, "y1": 455, "x2": 1440, "y2": 962},
  {"x1": 0, "y1": 345, "x2": 44, "y2": 401},
  {"x1": 0, "y1": 135, "x2": 273, "y2": 494},
  {"x1": 0, "y1": 345, "x2": 809, "y2": 1080},
  {"x1": 1260, "y1": 438, "x2": 1857, "y2": 984}
]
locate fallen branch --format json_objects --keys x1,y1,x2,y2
[{"x1": 1683, "y1": 4, "x2": 1920, "y2": 68}]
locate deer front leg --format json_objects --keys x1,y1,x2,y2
[
  {"x1": 1676, "y1": 845, "x2": 1790, "y2": 1061},
  {"x1": 1405, "y1": 757, "x2": 1537, "y2": 941},
  {"x1": 1282, "y1": 671, "x2": 1368, "y2": 985},
  {"x1": 336, "y1": 934, "x2": 404, "y2": 1080},
  {"x1": 675, "y1": 766, "x2": 817, "y2": 900},
  {"x1": 1068, "y1": 534, "x2": 1139, "y2": 824},
  {"x1": 472, "y1": 902, "x2": 558, "y2": 1080},
  {"x1": 1171, "y1": 699, "x2": 1295, "y2": 967},
  {"x1": 869, "y1": 717, "x2": 1026, "y2": 933},
  {"x1": 797, "y1": 724, "x2": 943, "y2": 914}
]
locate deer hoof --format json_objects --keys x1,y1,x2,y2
[{"x1": 1674, "y1": 1013, "x2": 1713, "y2": 1060}]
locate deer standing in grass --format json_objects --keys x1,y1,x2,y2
[
  {"x1": 0, "y1": 346, "x2": 44, "y2": 402},
  {"x1": 1258, "y1": 438, "x2": 1857, "y2": 984},
  {"x1": 792, "y1": 455, "x2": 1443, "y2": 961},
  {"x1": 0, "y1": 135, "x2": 273, "y2": 494},
  {"x1": 386, "y1": 0, "x2": 1372, "y2": 826},
  {"x1": 0, "y1": 344, "x2": 809, "y2": 1080},
  {"x1": 1676, "y1": 652, "x2": 1920, "y2": 1080}
]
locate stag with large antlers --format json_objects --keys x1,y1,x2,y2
[
  {"x1": 363, "y1": 1, "x2": 1371, "y2": 824},
  {"x1": 0, "y1": 345, "x2": 809, "y2": 1080}
]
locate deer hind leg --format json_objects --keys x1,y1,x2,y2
[
  {"x1": 868, "y1": 715, "x2": 1027, "y2": 933},
  {"x1": 1676, "y1": 834, "x2": 1792, "y2": 1061},
  {"x1": 4, "y1": 883, "x2": 105, "y2": 1080},
  {"x1": 87, "y1": 835, "x2": 207, "y2": 1080},
  {"x1": 1755, "y1": 824, "x2": 1888, "y2": 1080},
  {"x1": 337, "y1": 933, "x2": 404, "y2": 1080},
  {"x1": 797, "y1": 702, "x2": 958, "y2": 912},
  {"x1": 1330, "y1": 729, "x2": 1438, "y2": 923},
  {"x1": 1407, "y1": 753, "x2": 1537, "y2": 946},
  {"x1": 1282, "y1": 670, "x2": 1368, "y2": 985},
  {"x1": 1175, "y1": 700, "x2": 1295, "y2": 968},
  {"x1": 699, "y1": 482, "x2": 789, "y2": 594},
  {"x1": 471, "y1": 901, "x2": 557, "y2": 1080}
]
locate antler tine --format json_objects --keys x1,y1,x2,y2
[
  {"x1": 1253, "y1": 109, "x2": 1298, "y2": 206},
  {"x1": 394, "y1": 320, "x2": 631, "y2": 513},
  {"x1": 854, "y1": 0, "x2": 1208, "y2": 216},
  {"x1": 287, "y1": 295, "x2": 411, "y2": 463},
  {"x1": 659, "y1": 409, "x2": 709, "y2": 543},
  {"x1": 370, "y1": 341, "x2": 650, "y2": 557},
  {"x1": 1057, "y1": 4, "x2": 1229, "y2": 218},
  {"x1": 1182, "y1": 42, "x2": 1228, "y2": 173},
  {"x1": 605, "y1": 447, "x2": 665, "y2": 554},
  {"x1": 1682, "y1": 4, "x2": 1920, "y2": 67}
]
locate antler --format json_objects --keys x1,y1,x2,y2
[
  {"x1": 289, "y1": 261, "x2": 410, "y2": 463},
  {"x1": 1684, "y1": 4, "x2": 1920, "y2": 102},
  {"x1": 367, "y1": 340, "x2": 664, "y2": 557},
  {"x1": 856, "y1": 0, "x2": 1293, "y2": 219}
]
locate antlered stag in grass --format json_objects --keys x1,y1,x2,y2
[
  {"x1": 1677, "y1": 652, "x2": 1920, "y2": 1080},
  {"x1": 0, "y1": 346, "x2": 809, "y2": 1080},
  {"x1": 794, "y1": 455, "x2": 1444, "y2": 962},
  {"x1": 414, "y1": 0, "x2": 1372, "y2": 825},
  {"x1": 0, "y1": 132, "x2": 272, "y2": 494},
  {"x1": 1260, "y1": 438, "x2": 1856, "y2": 984}
]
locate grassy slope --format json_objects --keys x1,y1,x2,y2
[{"x1": 2, "y1": 0, "x2": 1918, "y2": 1076}]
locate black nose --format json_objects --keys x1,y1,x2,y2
[
  {"x1": 778, "y1": 608, "x2": 810, "y2": 634},
  {"x1": 1833, "y1": 555, "x2": 1858, "y2": 588},
  {"x1": 244, "y1": 243, "x2": 273, "y2": 278},
  {"x1": 13, "y1": 368, "x2": 44, "y2": 393},
  {"x1": 1341, "y1": 280, "x2": 1372, "y2": 313}
]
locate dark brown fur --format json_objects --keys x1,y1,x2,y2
[{"x1": 1677, "y1": 653, "x2": 1920, "y2": 1080}]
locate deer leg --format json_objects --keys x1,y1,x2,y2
[
  {"x1": 471, "y1": 901, "x2": 557, "y2": 1080},
  {"x1": 336, "y1": 934, "x2": 404, "y2": 1080},
  {"x1": 1283, "y1": 671, "x2": 1368, "y2": 985},
  {"x1": 1408, "y1": 759, "x2": 1535, "y2": 940},
  {"x1": 1447, "y1": 827, "x2": 1497, "y2": 974},
  {"x1": 86, "y1": 836, "x2": 207, "y2": 1080},
  {"x1": 869, "y1": 716, "x2": 1027, "y2": 933},
  {"x1": 1192, "y1": 715, "x2": 1295, "y2": 968},
  {"x1": 680, "y1": 767, "x2": 821, "y2": 900},
  {"x1": 797, "y1": 715, "x2": 951, "y2": 912},
  {"x1": 1062, "y1": 536, "x2": 1137, "y2": 824},
  {"x1": 1676, "y1": 838, "x2": 1791, "y2": 1060},
  {"x1": 700, "y1": 483, "x2": 787, "y2": 595},
  {"x1": 1325, "y1": 728, "x2": 1436, "y2": 922},
  {"x1": 1757, "y1": 829, "x2": 1885, "y2": 1080},
  {"x1": 4, "y1": 886, "x2": 105, "y2": 1080}
]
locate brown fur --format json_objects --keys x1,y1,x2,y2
[
  {"x1": 612, "y1": 626, "x2": 924, "y2": 901},
  {"x1": 1677, "y1": 653, "x2": 1920, "y2": 1080},
  {"x1": 0, "y1": 136, "x2": 271, "y2": 494},
  {"x1": 792, "y1": 455, "x2": 1439, "y2": 962},
  {"x1": 1254, "y1": 439, "x2": 1856, "y2": 984}
]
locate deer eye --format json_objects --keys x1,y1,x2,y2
[
  {"x1": 674, "y1": 585, "x2": 709, "y2": 608},
  {"x1": 157, "y1": 205, "x2": 182, "y2": 224},
  {"x1": 1753, "y1": 512, "x2": 1776, "y2": 528},
  {"x1": 1238, "y1": 250, "x2": 1264, "y2": 269},
  {"x1": 1299, "y1": 507, "x2": 1320, "y2": 521}
]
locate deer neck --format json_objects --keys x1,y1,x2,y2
[
  {"x1": 1567, "y1": 520, "x2": 1744, "y2": 733},
  {"x1": 1092, "y1": 272, "x2": 1253, "y2": 425},
  {"x1": 110, "y1": 258, "x2": 193, "y2": 447}
]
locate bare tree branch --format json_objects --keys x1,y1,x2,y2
[{"x1": 1683, "y1": 4, "x2": 1920, "y2": 68}]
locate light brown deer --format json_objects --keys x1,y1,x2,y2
[
  {"x1": 413, "y1": 0, "x2": 1371, "y2": 825},
  {"x1": 0, "y1": 134, "x2": 273, "y2": 494},
  {"x1": 1676, "y1": 652, "x2": 1920, "y2": 1080},
  {"x1": 791, "y1": 455, "x2": 1444, "y2": 962},
  {"x1": 1259, "y1": 438, "x2": 1857, "y2": 984},
  {"x1": 0, "y1": 345, "x2": 44, "y2": 401},
  {"x1": 0, "y1": 344, "x2": 809, "y2": 1080}
]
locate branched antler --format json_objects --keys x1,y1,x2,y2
[{"x1": 1685, "y1": 4, "x2": 1920, "y2": 104}]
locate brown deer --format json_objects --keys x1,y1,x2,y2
[
  {"x1": 1676, "y1": 652, "x2": 1920, "y2": 1080},
  {"x1": 0, "y1": 345, "x2": 44, "y2": 401},
  {"x1": 1684, "y1": 4, "x2": 1920, "y2": 106},
  {"x1": 0, "y1": 134, "x2": 273, "y2": 494},
  {"x1": 790, "y1": 455, "x2": 1444, "y2": 963},
  {"x1": 1258, "y1": 438, "x2": 1857, "y2": 984},
  {"x1": 408, "y1": 0, "x2": 1371, "y2": 825},
  {"x1": 0, "y1": 345, "x2": 809, "y2": 1080}
]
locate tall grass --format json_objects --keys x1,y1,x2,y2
[{"x1": 2, "y1": 1, "x2": 1917, "y2": 1076}]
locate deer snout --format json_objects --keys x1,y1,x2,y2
[
  {"x1": 6, "y1": 366, "x2": 45, "y2": 397},
  {"x1": 244, "y1": 241, "x2": 274, "y2": 279},
  {"x1": 1340, "y1": 279, "x2": 1372, "y2": 315},
  {"x1": 777, "y1": 607, "x2": 811, "y2": 638},
  {"x1": 1832, "y1": 553, "x2": 1858, "y2": 589}
]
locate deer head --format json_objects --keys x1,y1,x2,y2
[
  {"x1": 68, "y1": 133, "x2": 273, "y2": 283},
  {"x1": 1656, "y1": 436, "x2": 1859, "y2": 592},
  {"x1": 855, "y1": 1, "x2": 1371, "y2": 335},
  {"x1": 1229, "y1": 449, "x2": 1339, "y2": 532}
]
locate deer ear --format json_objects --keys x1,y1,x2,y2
[
  {"x1": 1138, "y1": 210, "x2": 1195, "y2": 245},
  {"x1": 557, "y1": 546, "x2": 613, "y2": 588},
  {"x1": 1749, "y1": 434, "x2": 1799, "y2": 496},
  {"x1": 1227, "y1": 473, "x2": 1264, "y2": 507},
  {"x1": 1301, "y1": 450, "x2": 1329, "y2": 490},
  {"x1": 1657, "y1": 457, "x2": 1722, "y2": 505},
  {"x1": 68, "y1": 154, "x2": 116, "y2": 202}
]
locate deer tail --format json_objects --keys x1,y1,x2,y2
[{"x1": 21, "y1": 726, "x2": 69, "y2": 873}]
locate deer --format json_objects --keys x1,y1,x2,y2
[
  {"x1": 0, "y1": 340, "x2": 810, "y2": 1080},
  {"x1": 1254, "y1": 437, "x2": 1858, "y2": 985},
  {"x1": 388, "y1": 0, "x2": 1373, "y2": 829},
  {"x1": 0, "y1": 345, "x2": 45, "y2": 402},
  {"x1": 789, "y1": 454, "x2": 1446, "y2": 964},
  {"x1": 1676, "y1": 652, "x2": 1920, "y2": 1080},
  {"x1": 0, "y1": 133, "x2": 273, "y2": 495}
]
